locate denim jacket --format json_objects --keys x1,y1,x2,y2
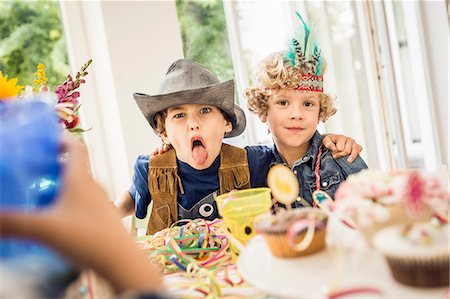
[{"x1": 270, "y1": 131, "x2": 368, "y2": 207}]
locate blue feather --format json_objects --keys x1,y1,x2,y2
[
  {"x1": 286, "y1": 41, "x2": 296, "y2": 66},
  {"x1": 314, "y1": 47, "x2": 323, "y2": 75},
  {"x1": 285, "y1": 11, "x2": 323, "y2": 75},
  {"x1": 296, "y1": 12, "x2": 310, "y2": 50}
]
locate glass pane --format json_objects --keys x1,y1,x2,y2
[
  {"x1": 369, "y1": 1, "x2": 439, "y2": 169},
  {"x1": 390, "y1": 1, "x2": 429, "y2": 168},
  {"x1": 0, "y1": 0, "x2": 70, "y2": 88},
  {"x1": 175, "y1": 0, "x2": 234, "y2": 81}
]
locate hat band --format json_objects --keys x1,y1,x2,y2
[{"x1": 292, "y1": 74, "x2": 323, "y2": 92}]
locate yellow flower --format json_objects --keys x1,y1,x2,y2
[
  {"x1": 33, "y1": 63, "x2": 48, "y2": 92},
  {"x1": 0, "y1": 71, "x2": 24, "y2": 100}
]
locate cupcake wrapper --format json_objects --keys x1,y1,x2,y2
[
  {"x1": 385, "y1": 256, "x2": 449, "y2": 287},
  {"x1": 262, "y1": 228, "x2": 326, "y2": 258}
]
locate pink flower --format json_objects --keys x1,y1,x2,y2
[
  {"x1": 55, "y1": 84, "x2": 70, "y2": 100},
  {"x1": 53, "y1": 58, "x2": 92, "y2": 132}
]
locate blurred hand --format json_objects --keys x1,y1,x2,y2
[
  {"x1": 322, "y1": 134, "x2": 363, "y2": 163},
  {"x1": 0, "y1": 139, "x2": 163, "y2": 294}
]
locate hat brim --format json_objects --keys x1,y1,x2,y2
[{"x1": 134, "y1": 80, "x2": 246, "y2": 138}]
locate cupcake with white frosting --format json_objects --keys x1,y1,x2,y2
[
  {"x1": 373, "y1": 222, "x2": 449, "y2": 287},
  {"x1": 334, "y1": 170, "x2": 448, "y2": 244}
]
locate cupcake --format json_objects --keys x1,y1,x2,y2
[
  {"x1": 255, "y1": 208, "x2": 328, "y2": 258},
  {"x1": 373, "y1": 222, "x2": 449, "y2": 287},
  {"x1": 334, "y1": 170, "x2": 448, "y2": 244}
]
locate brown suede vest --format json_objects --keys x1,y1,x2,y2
[{"x1": 146, "y1": 143, "x2": 250, "y2": 235}]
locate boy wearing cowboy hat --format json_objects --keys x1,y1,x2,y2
[
  {"x1": 117, "y1": 59, "x2": 361, "y2": 235},
  {"x1": 117, "y1": 59, "x2": 256, "y2": 235}
]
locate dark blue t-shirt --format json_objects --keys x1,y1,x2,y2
[{"x1": 129, "y1": 145, "x2": 273, "y2": 219}]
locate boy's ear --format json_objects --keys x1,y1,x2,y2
[
  {"x1": 259, "y1": 113, "x2": 267, "y2": 123},
  {"x1": 224, "y1": 120, "x2": 232, "y2": 134},
  {"x1": 160, "y1": 132, "x2": 171, "y2": 145}
]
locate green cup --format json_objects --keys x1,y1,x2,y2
[{"x1": 215, "y1": 188, "x2": 272, "y2": 245}]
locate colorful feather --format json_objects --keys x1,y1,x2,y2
[{"x1": 286, "y1": 12, "x2": 324, "y2": 75}]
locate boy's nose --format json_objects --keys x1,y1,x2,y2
[
  {"x1": 189, "y1": 124, "x2": 200, "y2": 131},
  {"x1": 188, "y1": 117, "x2": 200, "y2": 131},
  {"x1": 290, "y1": 106, "x2": 304, "y2": 119}
]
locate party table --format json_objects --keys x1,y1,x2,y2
[
  {"x1": 63, "y1": 215, "x2": 448, "y2": 299},
  {"x1": 63, "y1": 253, "x2": 448, "y2": 299},
  {"x1": 64, "y1": 242, "x2": 447, "y2": 299}
]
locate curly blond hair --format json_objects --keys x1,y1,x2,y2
[{"x1": 245, "y1": 52, "x2": 336, "y2": 122}]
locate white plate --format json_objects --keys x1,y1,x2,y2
[{"x1": 237, "y1": 235, "x2": 447, "y2": 299}]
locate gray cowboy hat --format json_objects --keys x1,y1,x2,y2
[{"x1": 133, "y1": 59, "x2": 246, "y2": 138}]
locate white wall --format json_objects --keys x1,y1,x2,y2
[{"x1": 60, "y1": 1, "x2": 184, "y2": 199}]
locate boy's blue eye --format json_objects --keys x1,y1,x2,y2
[
  {"x1": 200, "y1": 107, "x2": 211, "y2": 114},
  {"x1": 173, "y1": 113, "x2": 186, "y2": 119}
]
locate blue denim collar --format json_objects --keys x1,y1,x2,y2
[{"x1": 270, "y1": 131, "x2": 323, "y2": 169}]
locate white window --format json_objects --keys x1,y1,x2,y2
[{"x1": 224, "y1": 0, "x2": 448, "y2": 172}]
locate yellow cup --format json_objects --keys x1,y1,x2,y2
[{"x1": 215, "y1": 188, "x2": 272, "y2": 245}]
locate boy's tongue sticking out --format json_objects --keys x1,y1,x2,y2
[{"x1": 192, "y1": 138, "x2": 208, "y2": 165}]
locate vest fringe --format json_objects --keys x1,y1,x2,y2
[
  {"x1": 219, "y1": 164, "x2": 250, "y2": 194},
  {"x1": 149, "y1": 167, "x2": 184, "y2": 195}
]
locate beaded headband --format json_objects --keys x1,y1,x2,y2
[{"x1": 285, "y1": 12, "x2": 324, "y2": 92}]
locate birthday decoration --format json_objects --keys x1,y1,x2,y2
[
  {"x1": 267, "y1": 164, "x2": 299, "y2": 207},
  {"x1": 140, "y1": 219, "x2": 247, "y2": 297},
  {"x1": 141, "y1": 219, "x2": 234, "y2": 272}
]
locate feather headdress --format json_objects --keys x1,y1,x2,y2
[{"x1": 285, "y1": 12, "x2": 324, "y2": 92}]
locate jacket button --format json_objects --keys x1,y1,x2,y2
[{"x1": 322, "y1": 181, "x2": 328, "y2": 187}]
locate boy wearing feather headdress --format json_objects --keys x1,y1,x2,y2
[{"x1": 245, "y1": 12, "x2": 368, "y2": 207}]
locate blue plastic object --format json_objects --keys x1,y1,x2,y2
[
  {"x1": 0, "y1": 99, "x2": 62, "y2": 212},
  {"x1": 0, "y1": 99, "x2": 72, "y2": 293}
]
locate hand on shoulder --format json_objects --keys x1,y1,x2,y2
[{"x1": 322, "y1": 134, "x2": 363, "y2": 163}]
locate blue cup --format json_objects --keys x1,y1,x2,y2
[
  {"x1": 0, "y1": 98, "x2": 62, "y2": 212},
  {"x1": 0, "y1": 98, "x2": 69, "y2": 279}
]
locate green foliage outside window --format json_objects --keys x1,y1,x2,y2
[
  {"x1": 176, "y1": 0, "x2": 234, "y2": 81},
  {"x1": 0, "y1": 0, "x2": 69, "y2": 88}
]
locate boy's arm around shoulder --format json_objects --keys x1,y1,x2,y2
[{"x1": 335, "y1": 154, "x2": 368, "y2": 179}]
